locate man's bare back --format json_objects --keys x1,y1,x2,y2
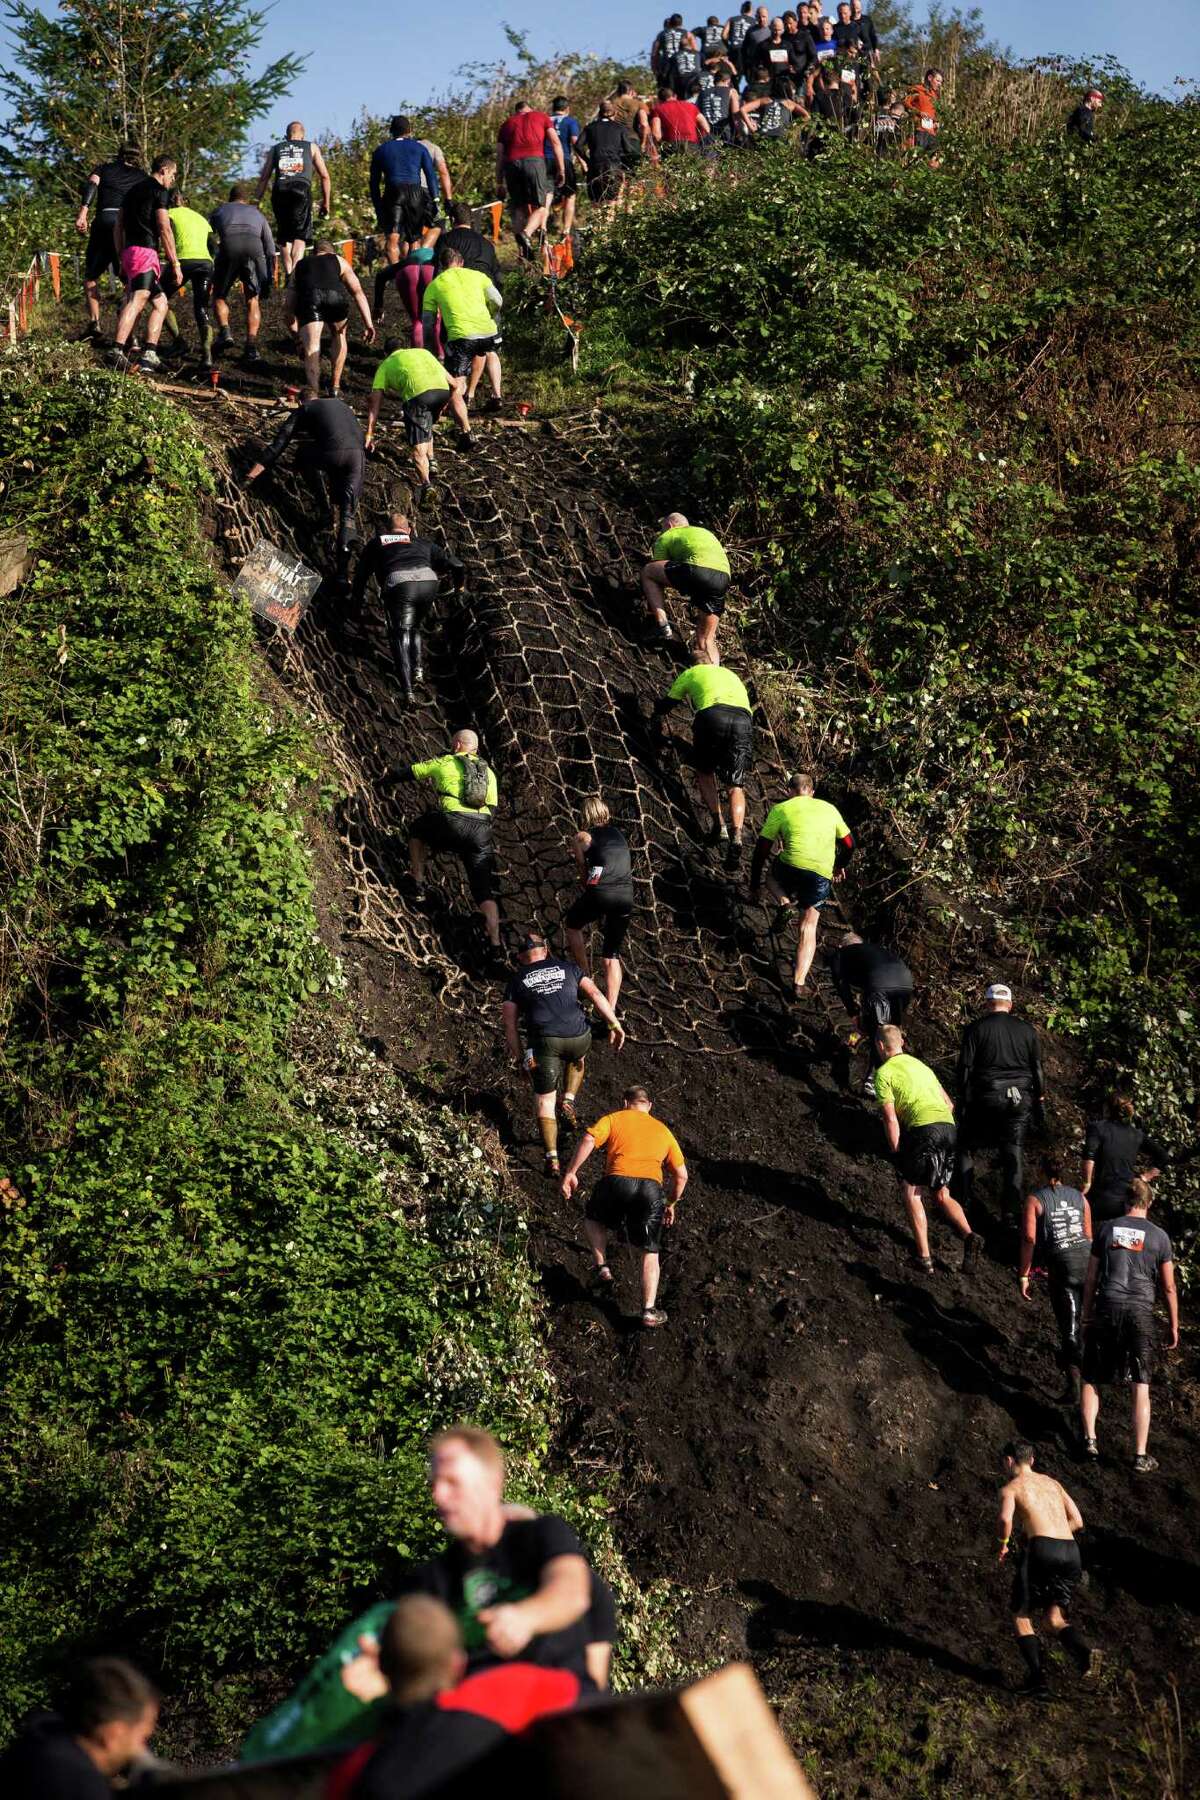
[{"x1": 1002, "y1": 1467, "x2": 1081, "y2": 1542}]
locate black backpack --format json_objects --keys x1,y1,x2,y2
[{"x1": 457, "y1": 754, "x2": 492, "y2": 810}]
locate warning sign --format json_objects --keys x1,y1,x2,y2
[{"x1": 234, "y1": 539, "x2": 322, "y2": 632}]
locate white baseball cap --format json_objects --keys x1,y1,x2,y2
[{"x1": 985, "y1": 982, "x2": 1013, "y2": 1002}]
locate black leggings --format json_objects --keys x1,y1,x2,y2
[
  {"x1": 296, "y1": 448, "x2": 361, "y2": 567},
  {"x1": 953, "y1": 1098, "x2": 1031, "y2": 1218},
  {"x1": 166, "y1": 260, "x2": 212, "y2": 344},
  {"x1": 383, "y1": 579, "x2": 439, "y2": 698},
  {"x1": 1049, "y1": 1270, "x2": 1085, "y2": 1371}
]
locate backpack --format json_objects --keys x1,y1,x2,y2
[{"x1": 457, "y1": 753, "x2": 492, "y2": 809}]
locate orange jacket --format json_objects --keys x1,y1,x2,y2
[{"x1": 904, "y1": 83, "x2": 940, "y2": 135}]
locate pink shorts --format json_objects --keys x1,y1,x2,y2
[{"x1": 121, "y1": 246, "x2": 162, "y2": 293}]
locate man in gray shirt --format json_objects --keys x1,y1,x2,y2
[
  {"x1": 1080, "y1": 1179, "x2": 1178, "y2": 1472},
  {"x1": 210, "y1": 184, "x2": 277, "y2": 364}
]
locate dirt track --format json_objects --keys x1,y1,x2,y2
[{"x1": 114, "y1": 291, "x2": 1200, "y2": 1792}]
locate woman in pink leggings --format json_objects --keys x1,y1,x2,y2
[{"x1": 395, "y1": 228, "x2": 443, "y2": 354}]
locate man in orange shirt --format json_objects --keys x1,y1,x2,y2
[
  {"x1": 904, "y1": 67, "x2": 943, "y2": 158},
  {"x1": 561, "y1": 1085, "x2": 688, "y2": 1328}
]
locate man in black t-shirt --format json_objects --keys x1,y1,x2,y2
[
  {"x1": 397, "y1": 1429, "x2": 594, "y2": 1675},
  {"x1": 502, "y1": 932, "x2": 625, "y2": 1176},
  {"x1": 75, "y1": 143, "x2": 144, "y2": 334},
  {"x1": 0, "y1": 1658, "x2": 159, "y2": 1800},
  {"x1": 349, "y1": 509, "x2": 465, "y2": 701},
  {"x1": 953, "y1": 981, "x2": 1045, "y2": 1223},
  {"x1": 1080, "y1": 1180, "x2": 1178, "y2": 1472},
  {"x1": 576, "y1": 103, "x2": 643, "y2": 204},
  {"x1": 826, "y1": 931, "x2": 912, "y2": 1089},
  {"x1": 1066, "y1": 88, "x2": 1103, "y2": 145},
  {"x1": 1080, "y1": 1092, "x2": 1165, "y2": 1223},
  {"x1": 244, "y1": 388, "x2": 365, "y2": 577},
  {"x1": 109, "y1": 153, "x2": 182, "y2": 370},
  {"x1": 435, "y1": 202, "x2": 501, "y2": 280}
]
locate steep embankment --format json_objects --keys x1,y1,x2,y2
[{"x1": 159, "y1": 288, "x2": 1200, "y2": 1796}]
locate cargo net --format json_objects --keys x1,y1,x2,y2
[{"x1": 207, "y1": 402, "x2": 835, "y2": 1052}]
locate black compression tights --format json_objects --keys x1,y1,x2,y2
[
  {"x1": 190, "y1": 272, "x2": 212, "y2": 345},
  {"x1": 386, "y1": 597, "x2": 430, "y2": 698}
]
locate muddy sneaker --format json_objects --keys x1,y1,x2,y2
[
  {"x1": 106, "y1": 346, "x2": 132, "y2": 369},
  {"x1": 642, "y1": 1307, "x2": 668, "y2": 1329},
  {"x1": 1081, "y1": 1649, "x2": 1104, "y2": 1687},
  {"x1": 913, "y1": 1255, "x2": 934, "y2": 1275},
  {"x1": 243, "y1": 344, "x2": 264, "y2": 366},
  {"x1": 139, "y1": 346, "x2": 162, "y2": 371},
  {"x1": 1082, "y1": 1436, "x2": 1099, "y2": 1459},
  {"x1": 213, "y1": 327, "x2": 233, "y2": 355},
  {"x1": 650, "y1": 620, "x2": 675, "y2": 644},
  {"x1": 515, "y1": 229, "x2": 534, "y2": 261},
  {"x1": 590, "y1": 1262, "x2": 614, "y2": 1288},
  {"x1": 543, "y1": 1151, "x2": 560, "y2": 1180},
  {"x1": 961, "y1": 1233, "x2": 983, "y2": 1276},
  {"x1": 482, "y1": 394, "x2": 503, "y2": 414},
  {"x1": 1020, "y1": 1674, "x2": 1051, "y2": 1703},
  {"x1": 1132, "y1": 1454, "x2": 1159, "y2": 1475},
  {"x1": 724, "y1": 836, "x2": 743, "y2": 871},
  {"x1": 558, "y1": 1096, "x2": 579, "y2": 1134}
]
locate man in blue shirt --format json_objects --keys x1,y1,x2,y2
[
  {"x1": 547, "y1": 96, "x2": 582, "y2": 239},
  {"x1": 370, "y1": 116, "x2": 439, "y2": 308}
]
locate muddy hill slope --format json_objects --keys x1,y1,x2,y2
[{"x1": 149, "y1": 303, "x2": 1197, "y2": 1795}]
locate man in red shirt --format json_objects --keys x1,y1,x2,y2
[
  {"x1": 904, "y1": 67, "x2": 943, "y2": 160},
  {"x1": 650, "y1": 85, "x2": 711, "y2": 156},
  {"x1": 496, "y1": 98, "x2": 565, "y2": 256}
]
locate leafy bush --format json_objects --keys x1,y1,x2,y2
[{"x1": 0, "y1": 365, "x2": 676, "y2": 1745}]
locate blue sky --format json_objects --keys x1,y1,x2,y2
[{"x1": 255, "y1": 0, "x2": 1200, "y2": 140}]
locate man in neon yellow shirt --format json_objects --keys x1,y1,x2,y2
[
  {"x1": 390, "y1": 727, "x2": 502, "y2": 959},
  {"x1": 365, "y1": 344, "x2": 470, "y2": 484},
  {"x1": 875, "y1": 1023, "x2": 982, "y2": 1276},
  {"x1": 750, "y1": 771, "x2": 854, "y2": 995},
  {"x1": 641, "y1": 511, "x2": 732, "y2": 663},
  {"x1": 421, "y1": 250, "x2": 504, "y2": 414},
  {"x1": 652, "y1": 659, "x2": 753, "y2": 866},
  {"x1": 164, "y1": 190, "x2": 216, "y2": 364}
]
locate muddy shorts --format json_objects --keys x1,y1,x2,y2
[
  {"x1": 527, "y1": 1030, "x2": 592, "y2": 1095},
  {"x1": 773, "y1": 865, "x2": 832, "y2": 910},
  {"x1": 692, "y1": 703, "x2": 753, "y2": 786},
  {"x1": 273, "y1": 186, "x2": 313, "y2": 244},
  {"x1": 505, "y1": 156, "x2": 550, "y2": 209},
  {"x1": 411, "y1": 808, "x2": 496, "y2": 904},
  {"x1": 563, "y1": 891, "x2": 633, "y2": 958},
  {"x1": 443, "y1": 335, "x2": 500, "y2": 380},
  {"x1": 896, "y1": 1121, "x2": 956, "y2": 1191},
  {"x1": 403, "y1": 387, "x2": 450, "y2": 445},
  {"x1": 85, "y1": 214, "x2": 121, "y2": 282},
  {"x1": 586, "y1": 1175, "x2": 666, "y2": 1251},
  {"x1": 1010, "y1": 1536, "x2": 1081, "y2": 1617},
  {"x1": 665, "y1": 561, "x2": 731, "y2": 616},
  {"x1": 1083, "y1": 1307, "x2": 1157, "y2": 1387}
]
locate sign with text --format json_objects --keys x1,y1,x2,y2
[{"x1": 235, "y1": 539, "x2": 321, "y2": 632}]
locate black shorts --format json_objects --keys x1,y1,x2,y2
[
  {"x1": 403, "y1": 387, "x2": 450, "y2": 445},
  {"x1": 273, "y1": 185, "x2": 313, "y2": 244},
  {"x1": 1010, "y1": 1537, "x2": 1081, "y2": 1618},
  {"x1": 505, "y1": 156, "x2": 550, "y2": 209},
  {"x1": 1083, "y1": 1307, "x2": 1157, "y2": 1387},
  {"x1": 664, "y1": 561, "x2": 731, "y2": 616},
  {"x1": 297, "y1": 290, "x2": 349, "y2": 328},
  {"x1": 564, "y1": 890, "x2": 633, "y2": 959},
  {"x1": 444, "y1": 335, "x2": 500, "y2": 380},
  {"x1": 860, "y1": 987, "x2": 911, "y2": 1035},
  {"x1": 692, "y1": 703, "x2": 753, "y2": 785},
  {"x1": 586, "y1": 1175, "x2": 666, "y2": 1251},
  {"x1": 528, "y1": 1030, "x2": 592, "y2": 1095},
  {"x1": 162, "y1": 258, "x2": 213, "y2": 300},
  {"x1": 213, "y1": 243, "x2": 270, "y2": 301},
  {"x1": 553, "y1": 163, "x2": 579, "y2": 201},
  {"x1": 896, "y1": 1121, "x2": 956, "y2": 1191},
  {"x1": 410, "y1": 807, "x2": 496, "y2": 904},
  {"x1": 773, "y1": 865, "x2": 832, "y2": 910},
  {"x1": 376, "y1": 182, "x2": 426, "y2": 240},
  {"x1": 84, "y1": 215, "x2": 120, "y2": 281}
]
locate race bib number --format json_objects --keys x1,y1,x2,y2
[
  {"x1": 1112, "y1": 1225, "x2": 1146, "y2": 1251},
  {"x1": 277, "y1": 148, "x2": 305, "y2": 177}
]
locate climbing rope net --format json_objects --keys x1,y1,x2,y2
[{"x1": 207, "y1": 398, "x2": 835, "y2": 1052}]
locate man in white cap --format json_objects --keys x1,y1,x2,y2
[{"x1": 954, "y1": 981, "x2": 1045, "y2": 1225}]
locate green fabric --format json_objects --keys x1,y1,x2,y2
[
  {"x1": 412, "y1": 751, "x2": 499, "y2": 814},
  {"x1": 758, "y1": 795, "x2": 850, "y2": 876},
  {"x1": 168, "y1": 206, "x2": 213, "y2": 263},
  {"x1": 652, "y1": 525, "x2": 730, "y2": 573},
  {"x1": 421, "y1": 266, "x2": 498, "y2": 341},
  {"x1": 667, "y1": 664, "x2": 750, "y2": 713},
  {"x1": 240, "y1": 1599, "x2": 394, "y2": 1762},
  {"x1": 874, "y1": 1053, "x2": 953, "y2": 1128},
  {"x1": 372, "y1": 347, "x2": 450, "y2": 399}
]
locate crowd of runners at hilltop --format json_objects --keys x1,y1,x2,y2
[{"x1": 3, "y1": 13, "x2": 1178, "y2": 1796}]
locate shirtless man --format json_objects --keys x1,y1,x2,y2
[{"x1": 996, "y1": 1440, "x2": 1102, "y2": 1699}]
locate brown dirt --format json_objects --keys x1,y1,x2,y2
[{"x1": 116, "y1": 297, "x2": 1200, "y2": 1795}]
